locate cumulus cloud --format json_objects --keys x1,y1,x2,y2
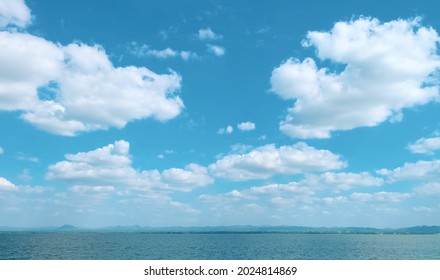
[
  {"x1": 207, "y1": 44, "x2": 225, "y2": 56},
  {"x1": 161, "y1": 163, "x2": 214, "y2": 189},
  {"x1": 209, "y1": 142, "x2": 346, "y2": 181},
  {"x1": 46, "y1": 140, "x2": 213, "y2": 192},
  {"x1": 0, "y1": 2, "x2": 185, "y2": 136},
  {"x1": 377, "y1": 160, "x2": 440, "y2": 182},
  {"x1": 407, "y1": 136, "x2": 440, "y2": 154},
  {"x1": 0, "y1": 0, "x2": 31, "y2": 28},
  {"x1": 237, "y1": 121, "x2": 256, "y2": 131},
  {"x1": 198, "y1": 27, "x2": 222, "y2": 40},
  {"x1": 271, "y1": 17, "x2": 440, "y2": 139}
]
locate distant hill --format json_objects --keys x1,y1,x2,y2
[
  {"x1": 1, "y1": 224, "x2": 439, "y2": 234},
  {"x1": 397, "y1": 226, "x2": 440, "y2": 234},
  {"x1": 56, "y1": 224, "x2": 78, "y2": 231}
]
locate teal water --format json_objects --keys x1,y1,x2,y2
[{"x1": 0, "y1": 232, "x2": 439, "y2": 260}]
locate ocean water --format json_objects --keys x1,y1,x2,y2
[{"x1": 0, "y1": 232, "x2": 439, "y2": 260}]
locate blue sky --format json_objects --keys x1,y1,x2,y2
[{"x1": 1, "y1": 0, "x2": 440, "y2": 228}]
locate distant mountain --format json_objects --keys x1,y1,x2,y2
[
  {"x1": 56, "y1": 224, "x2": 78, "y2": 231},
  {"x1": 397, "y1": 226, "x2": 440, "y2": 234},
  {"x1": 1, "y1": 224, "x2": 439, "y2": 234}
]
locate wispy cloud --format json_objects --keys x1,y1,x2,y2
[
  {"x1": 217, "y1": 125, "x2": 233, "y2": 134},
  {"x1": 128, "y1": 42, "x2": 197, "y2": 60}
]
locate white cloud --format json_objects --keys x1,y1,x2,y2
[
  {"x1": 217, "y1": 125, "x2": 233, "y2": 134},
  {"x1": 46, "y1": 140, "x2": 213, "y2": 192},
  {"x1": 407, "y1": 136, "x2": 440, "y2": 154},
  {"x1": 0, "y1": 177, "x2": 18, "y2": 191},
  {"x1": 303, "y1": 172, "x2": 384, "y2": 191},
  {"x1": 128, "y1": 43, "x2": 196, "y2": 60},
  {"x1": 350, "y1": 191, "x2": 411, "y2": 203},
  {"x1": 0, "y1": 32, "x2": 63, "y2": 111},
  {"x1": 0, "y1": 4, "x2": 185, "y2": 136},
  {"x1": 271, "y1": 17, "x2": 440, "y2": 139},
  {"x1": 377, "y1": 160, "x2": 440, "y2": 182},
  {"x1": 161, "y1": 163, "x2": 213, "y2": 189},
  {"x1": 413, "y1": 206, "x2": 434, "y2": 212},
  {"x1": 207, "y1": 44, "x2": 225, "y2": 56},
  {"x1": 16, "y1": 152, "x2": 38, "y2": 163},
  {"x1": 414, "y1": 182, "x2": 440, "y2": 196},
  {"x1": 18, "y1": 169, "x2": 31, "y2": 181},
  {"x1": 0, "y1": 0, "x2": 31, "y2": 28},
  {"x1": 198, "y1": 27, "x2": 222, "y2": 40},
  {"x1": 204, "y1": 170, "x2": 381, "y2": 206},
  {"x1": 230, "y1": 143, "x2": 253, "y2": 154},
  {"x1": 70, "y1": 185, "x2": 115, "y2": 194},
  {"x1": 209, "y1": 142, "x2": 346, "y2": 181},
  {"x1": 237, "y1": 121, "x2": 256, "y2": 131},
  {"x1": 0, "y1": 146, "x2": 3, "y2": 154},
  {"x1": 322, "y1": 196, "x2": 347, "y2": 205}
]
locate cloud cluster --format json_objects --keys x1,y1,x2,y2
[
  {"x1": 47, "y1": 140, "x2": 213, "y2": 192},
  {"x1": 197, "y1": 27, "x2": 225, "y2": 57},
  {"x1": 218, "y1": 122, "x2": 256, "y2": 134},
  {"x1": 271, "y1": 17, "x2": 440, "y2": 138},
  {"x1": 350, "y1": 192, "x2": 411, "y2": 203},
  {"x1": 209, "y1": 142, "x2": 346, "y2": 181},
  {"x1": 0, "y1": 6, "x2": 184, "y2": 136}
]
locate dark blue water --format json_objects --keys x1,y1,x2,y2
[{"x1": 0, "y1": 232, "x2": 439, "y2": 260}]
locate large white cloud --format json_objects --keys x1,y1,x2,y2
[
  {"x1": 47, "y1": 140, "x2": 213, "y2": 192},
  {"x1": 209, "y1": 142, "x2": 346, "y2": 181},
  {"x1": 0, "y1": 0, "x2": 31, "y2": 28},
  {"x1": 271, "y1": 17, "x2": 440, "y2": 139},
  {"x1": 0, "y1": 3, "x2": 184, "y2": 136}
]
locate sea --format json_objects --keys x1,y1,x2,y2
[{"x1": 0, "y1": 232, "x2": 439, "y2": 260}]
